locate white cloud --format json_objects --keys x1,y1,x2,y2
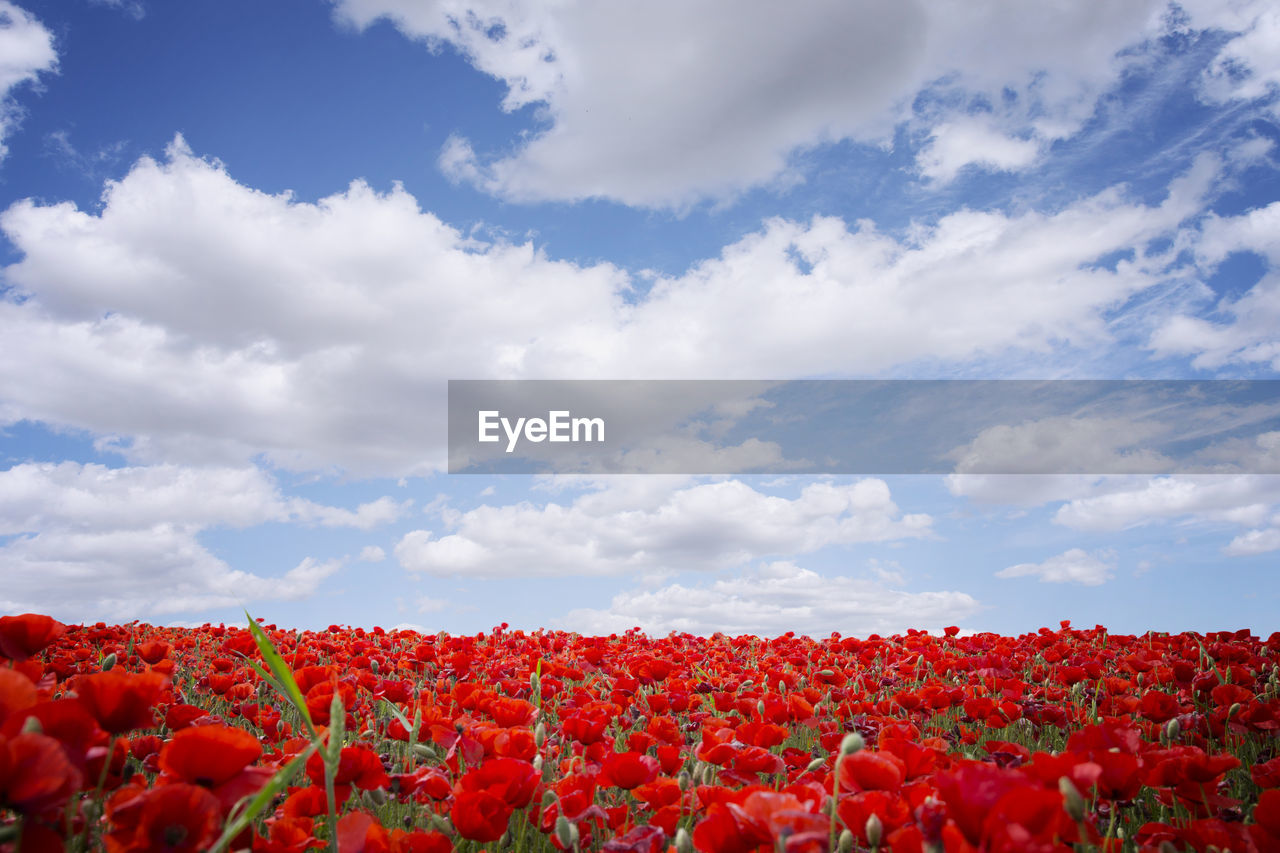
[
  {"x1": 0, "y1": 461, "x2": 400, "y2": 620},
  {"x1": 916, "y1": 119, "x2": 1040, "y2": 184},
  {"x1": 1224, "y1": 525, "x2": 1280, "y2": 555},
  {"x1": 558, "y1": 561, "x2": 980, "y2": 636},
  {"x1": 327, "y1": 0, "x2": 1190, "y2": 206},
  {"x1": 1150, "y1": 202, "x2": 1280, "y2": 370},
  {"x1": 0, "y1": 1, "x2": 57, "y2": 162},
  {"x1": 395, "y1": 477, "x2": 931, "y2": 578},
  {"x1": 358, "y1": 544, "x2": 386, "y2": 562},
  {"x1": 0, "y1": 141, "x2": 1224, "y2": 476},
  {"x1": 1052, "y1": 475, "x2": 1280, "y2": 532},
  {"x1": 1193, "y1": 2, "x2": 1280, "y2": 114},
  {"x1": 949, "y1": 416, "x2": 1171, "y2": 475},
  {"x1": 995, "y1": 547, "x2": 1115, "y2": 586}
]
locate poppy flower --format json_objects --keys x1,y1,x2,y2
[
  {"x1": 600, "y1": 751, "x2": 661, "y2": 790},
  {"x1": 160, "y1": 723, "x2": 262, "y2": 787},
  {"x1": 0, "y1": 668, "x2": 38, "y2": 727},
  {"x1": 306, "y1": 745, "x2": 391, "y2": 800},
  {"x1": 0, "y1": 731, "x2": 84, "y2": 816},
  {"x1": 0, "y1": 614, "x2": 67, "y2": 662},
  {"x1": 838, "y1": 749, "x2": 906, "y2": 793},
  {"x1": 450, "y1": 788, "x2": 511, "y2": 842},
  {"x1": 691, "y1": 802, "x2": 771, "y2": 853},
  {"x1": 75, "y1": 670, "x2": 168, "y2": 734},
  {"x1": 104, "y1": 782, "x2": 222, "y2": 852},
  {"x1": 601, "y1": 824, "x2": 666, "y2": 853},
  {"x1": 456, "y1": 757, "x2": 540, "y2": 807},
  {"x1": 337, "y1": 811, "x2": 391, "y2": 853}
]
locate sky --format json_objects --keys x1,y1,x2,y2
[{"x1": 1, "y1": 0, "x2": 1279, "y2": 638}]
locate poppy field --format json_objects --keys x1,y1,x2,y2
[{"x1": 0, "y1": 613, "x2": 1276, "y2": 853}]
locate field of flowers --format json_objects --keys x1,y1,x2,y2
[{"x1": 0, "y1": 613, "x2": 1276, "y2": 853}]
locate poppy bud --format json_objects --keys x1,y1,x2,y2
[
  {"x1": 1228, "y1": 702, "x2": 1241, "y2": 720},
  {"x1": 839, "y1": 732, "x2": 864, "y2": 756},
  {"x1": 429, "y1": 813, "x2": 454, "y2": 836},
  {"x1": 533, "y1": 755, "x2": 543, "y2": 773},
  {"x1": 21, "y1": 716, "x2": 42, "y2": 735},
  {"x1": 778, "y1": 680, "x2": 786, "y2": 694},
  {"x1": 101, "y1": 652, "x2": 116, "y2": 671},
  {"x1": 1166, "y1": 718, "x2": 1181, "y2": 741},
  {"x1": 1059, "y1": 776, "x2": 1086, "y2": 823},
  {"x1": 678, "y1": 769, "x2": 692, "y2": 790},
  {"x1": 364, "y1": 787, "x2": 387, "y2": 807},
  {"x1": 371, "y1": 659, "x2": 380, "y2": 674},
  {"x1": 413, "y1": 743, "x2": 439, "y2": 760},
  {"x1": 554, "y1": 816, "x2": 575, "y2": 849},
  {"x1": 675, "y1": 828, "x2": 693, "y2": 853},
  {"x1": 818, "y1": 669, "x2": 835, "y2": 677},
  {"x1": 838, "y1": 829, "x2": 854, "y2": 853},
  {"x1": 756, "y1": 699, "x2": 766, "y2": 717},
  {"x1": 329, "y1": 694, "x2": 346, "y2": 756},
  {"x1": 806, "y1": 756, "x2": 826, "y2": 773},
  {"x1": 535, "y1": 721, "x2": 547, "y2": 748},
  {"x1": 530, "y1": 672, "x2": 541, "y2": 693},
  {"x1": 740, "y1": 680, "x2": 754, "y2": 692},
  {"x1": 866, "y1": 813, "x2": 883, "y2": 849}
]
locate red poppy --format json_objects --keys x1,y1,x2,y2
[
  {"x1": 691, "y1": 802, "x2": 771, "y2": 853},
  {"x1": 104, "y1": 782, "x2": 222, "y2": 852},
  {"x1": 838, "y1": 749, "x2": 907, "y2": 793},
  {"x1": 486, "y1": 696, "x2": 537, "y2": 728},
  {"x1": 600, "y1": 751, "x2": 661, "y2": 790},
  {"x1": 159, "y1": 723, "x2": 262, "y2": 787},
  {"x1": 0, "y1": 668, "x2": 38, "y2": 727},
  {"x1": 386, "y1": 829, "x2": 452, "y2": 853},
  {"x1": 450, "y1": 788, "x2": 511, "y2": 842},
  {"x1": 337, "y1": 811, "x2": 391, "y2": 853},
  {"x1": 455, "y1": 756, "x2": 540, "y2": 807},
  {"x1": 601, "y1": 824, "x2": 666, "y2": 853},
  {"x1": 75, "y1": 670, "x2": 168, "y2": 734},
  {"x1": 135, "y1": 641, "x2": 172, "y2": 666},
  {"x1": 305, "y1": 744, "x2": 391, "y2": 803},
  {"x1": 0, "y1": 731, "x2": 84, "y2": 816},
  {"x1": 0, "y1": 614, "x2": 67, "y2": 662}
]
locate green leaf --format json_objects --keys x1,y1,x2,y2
[
  {"x1": 209, "y1": 740, "x2": 318, "y2": 853},
  {"x1": 245, "y1": 611, "x2": 316, "y2": 737}
]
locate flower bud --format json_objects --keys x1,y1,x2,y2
[
  {"x1": 756, "y1": 699, "x2": 766, "y2": 717},
  {"x1": 866, "y1": 813, "x2": 883, "y2": 849},
  {"x1": 1165, "y1": 717, "x2": 1181, "y2": 741},
  {"x1": 554, "y1": 816, "x2": 573, "y2": 848},
  {"x1": 535, "y1": 721, "x2": 547, "y2": 748},
  {"x1": 838, "y1": 829, "x2": 854, "y2": 853},
  {"x1": 101, "y1": 652, "x2": 116, "y2": 671},
  {"x1": 839, "y1": 732, "x2": 864, "y2": 756},
  {"x1": 21, "y1": 716, "x2": 43, "y2": 735},
  {"x1": 675, "y1": 828, "x2": 693, "y2": 853},
  {"x1": 806, "y1": 756, "x2": 826, "y2": 773},
  {"x1": 678, "y1": 769, "x2": 692, "y2": 791},
  {"x1": 1059, "y1": 776, "x2": 1086, "y2": 823}
]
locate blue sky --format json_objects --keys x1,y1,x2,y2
[{"x1": 1, "y1": 0, "x2": 1278, "y2": 637}]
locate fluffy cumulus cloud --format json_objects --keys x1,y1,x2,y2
[
  {"x1": 0, "y1": 140, "x2": 1227, "y2": 475},
  {"x1": 0, "y1": 461, "x2": 407, "y2": 620},
  {"x1": 0, "y1": 1, "x2": 56, "y2": 161},
  {"x1": 995, "y1": 548, "x2": 1115, "y2": 586},
  {"x1": 559, "y1": 561, "x2": 980, "y2": 636},
  {"x1": 395, "y1": 477, "x2": 931, "y2": 578},
  {"x1": 915, "y1": 119, "x2": 1040, "y2": 185},
  {"x1": 327, "y1": 0, "x2": 1278, "y2": 206},
  {"x1": 954, "y1": 472, "x2": 1280, "y2": 556},
  {"x1": 1151, "y1": 201, "x2": 1280, "y2": 370}
]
